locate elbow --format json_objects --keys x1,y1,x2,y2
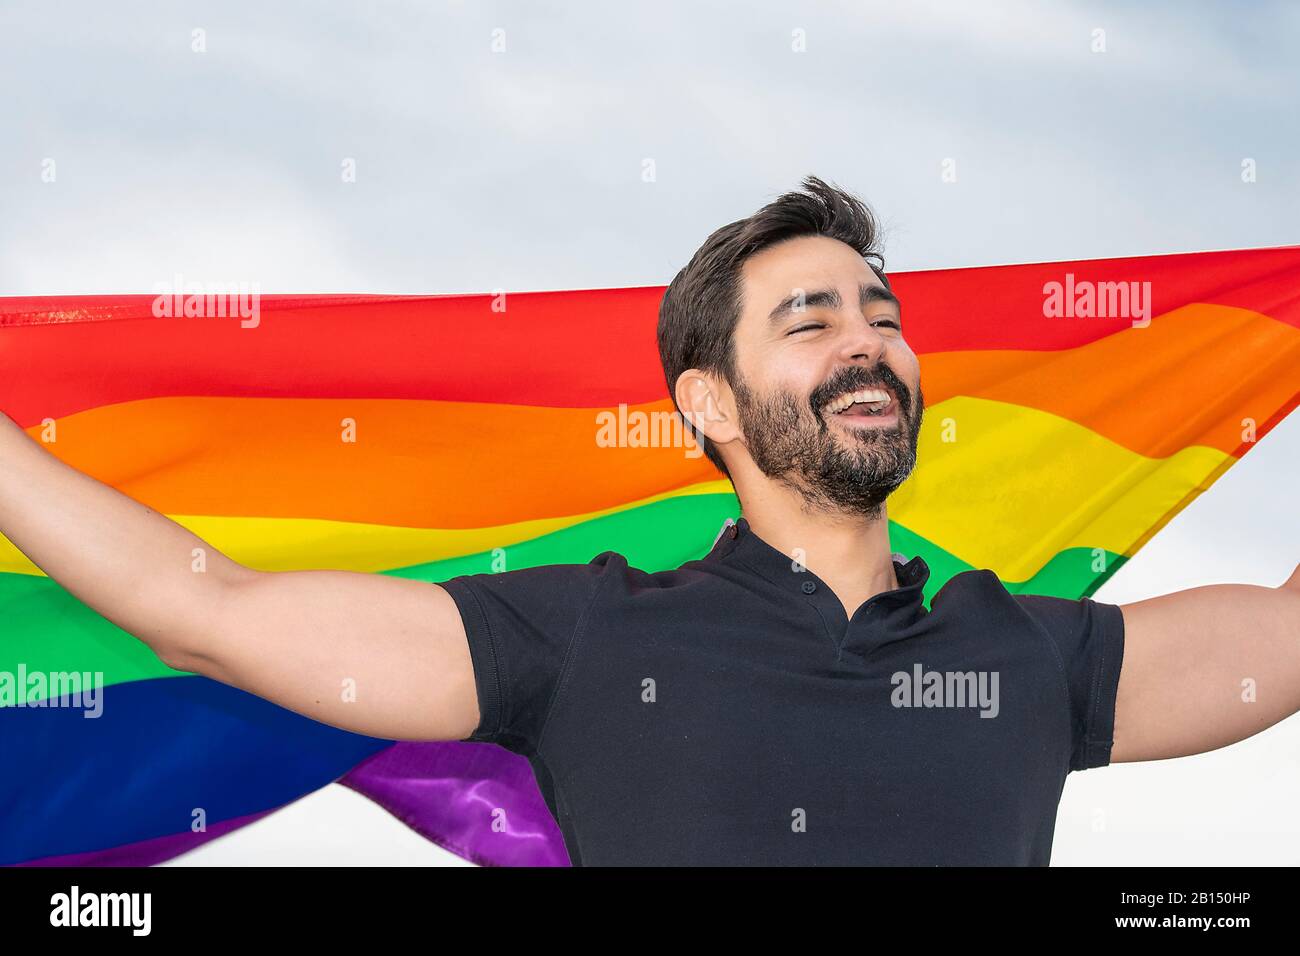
[
  {"x1": 155, "y1": 641, "x2": 207, "y2": 676},
  {"x1": 155, "y1": 562, "x2": 253, "y2": 678}
]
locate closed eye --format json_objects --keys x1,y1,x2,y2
[{"x1": 787, "y1": 318, "x2": 900, "y2": 336}]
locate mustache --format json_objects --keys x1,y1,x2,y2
[{"x1": 809, "y1": 364, "x2": 913, "y2": 416}]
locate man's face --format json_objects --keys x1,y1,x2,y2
[{"x1": 727, "y1": 234, "x2": 925, "y2": 519}]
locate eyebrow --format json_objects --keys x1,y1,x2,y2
[{"x1": 767, "y1": 282, "x2": 901, "y2": 326}]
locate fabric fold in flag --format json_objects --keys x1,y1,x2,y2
[{"x1": 2, "y1": 245, "x2": 1298, "y2": 866}]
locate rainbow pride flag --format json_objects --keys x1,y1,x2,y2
[{"x1": 2, "y1": 247, "x2": 1298, "y2": 866}]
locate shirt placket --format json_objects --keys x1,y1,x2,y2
[{"x1": 791, "y1": 571, "x2": 855, "y2": 656}]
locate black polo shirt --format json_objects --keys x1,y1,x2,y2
[{"x1": 441, "y1": 515, "x2": 1125, "y2": 866}]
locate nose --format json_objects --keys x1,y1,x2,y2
[{"x1": 835, "y1": 314, "x2": 889, "y2": 365}]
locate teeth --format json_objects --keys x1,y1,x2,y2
[{"x1": 823, "y1": 388, "x2": 892, "y2": 415}]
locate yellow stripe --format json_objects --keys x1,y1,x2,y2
[
  {"x1": 889, "y1": 396, "x2": 1230, "y2": 579},
  {"x1": 0, "y1": 479, "x2": 735, "y2": 577}
]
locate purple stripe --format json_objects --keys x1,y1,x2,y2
[
  {"x1": 14, "y1": 808, "x2": 281, "y2": 867},
  {"x1": 15, "y1": 742, "x2": 569, "y2": 867},
  {"x1": 339, "y1": 742, "x2": 570, "y2": 867}
]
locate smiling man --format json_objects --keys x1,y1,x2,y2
[
  {"x1": 723, "y1": 250, "x2": 922, "y2": 524},
  {"x1": 1, "y1": 176, "x2": 1297, "y2": 866}
]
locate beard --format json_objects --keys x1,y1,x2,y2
[{"x1": 731, "y1": 362, "x2": 924, "y2": 521}]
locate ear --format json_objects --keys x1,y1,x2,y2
[{"x1": 674, "y1": 368, "x2": 740, "y2": 450}]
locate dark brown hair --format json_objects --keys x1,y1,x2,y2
[{"x1": 656, "y1": 175, "x2": 889, "y2": 478}]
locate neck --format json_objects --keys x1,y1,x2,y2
[{"x1": 734, "y1": 478, "x2": 899, "y2": 618}]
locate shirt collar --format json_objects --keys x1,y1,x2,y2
[{"x1": 707, "y1": 516, "x2": 931, "y2": 635}]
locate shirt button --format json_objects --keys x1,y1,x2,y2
[{"x1": 801, "y1": 580, "x2": 816, "y2": 594}]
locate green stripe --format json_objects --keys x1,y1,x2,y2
[
  {"x1": 887, "y1": 523, "x2": 1128, "y2": 601},
  {"x1": 0, "y1": 492, "x2": 1123, "y2": 705}
]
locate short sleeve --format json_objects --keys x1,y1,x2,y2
[
  {"x1": 439, "y1": 560, "x2": 609, "y2": 755},
  {"x1": 1014, "y1": 593, "x2": 1126, "y2": 772}
]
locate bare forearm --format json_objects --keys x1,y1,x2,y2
[{"x1": 0, "y1": 412, "x2": 249, "y2": 663}]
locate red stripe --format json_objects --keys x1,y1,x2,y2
[
  {"x1": 2, "y1": 247, "x2": 1297, "y2": 426},
  {"x1": 889, "y1": 245, "x2": 1300, "y2": 352}
]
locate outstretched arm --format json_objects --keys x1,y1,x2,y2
[
  {"x1": 0, "y1": 412, "x2": 481, "y2": 742},
  {"x1": 1112, "y1": 563, "x2": 1300, "y2": 762}
]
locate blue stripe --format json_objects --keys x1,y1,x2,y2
[{"x1": 0, "y1": 675, "x2": 391, "y2": 865}]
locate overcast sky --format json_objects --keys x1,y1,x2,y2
[
  {"x1": 5, "y1": 1, "x2": 1298, "y2": 864},
  {"x1": 3, "y1": 0, "x2": 1298, "y2": 294}
]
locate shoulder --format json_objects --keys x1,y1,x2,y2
[
  {"x1": 1010, "y1": 588, "x2": 1122, "y2": 636},
  {"x1": 442, "y1": 548, "x2": 662, "y2": 603},
  {"x1": 930, "y1": 566, "x2": 1102, "y2": 615},
  {"x1": 930, "y1": 567, "x2": 1015, "y2": 611},
  {"x1": 929, "y1": 567, "x2": 1115, "y2": 638},
  {"x1": 443, "y1": 549, "x2": 634, "y2": 593},
  {"x1": 441, "y1": 546, "x2": 730, "y2": 619}
]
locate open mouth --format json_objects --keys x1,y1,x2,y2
[{"x1": 821, "y1": 386, "x2": 897, "y2": 420}]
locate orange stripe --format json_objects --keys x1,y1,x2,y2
[
  {"x1": 920, "y1": 303, "x2": 1300, "y2": 457},
  {"x1": 28, "y1": 398, "x2": 717, "y2": 528}
]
